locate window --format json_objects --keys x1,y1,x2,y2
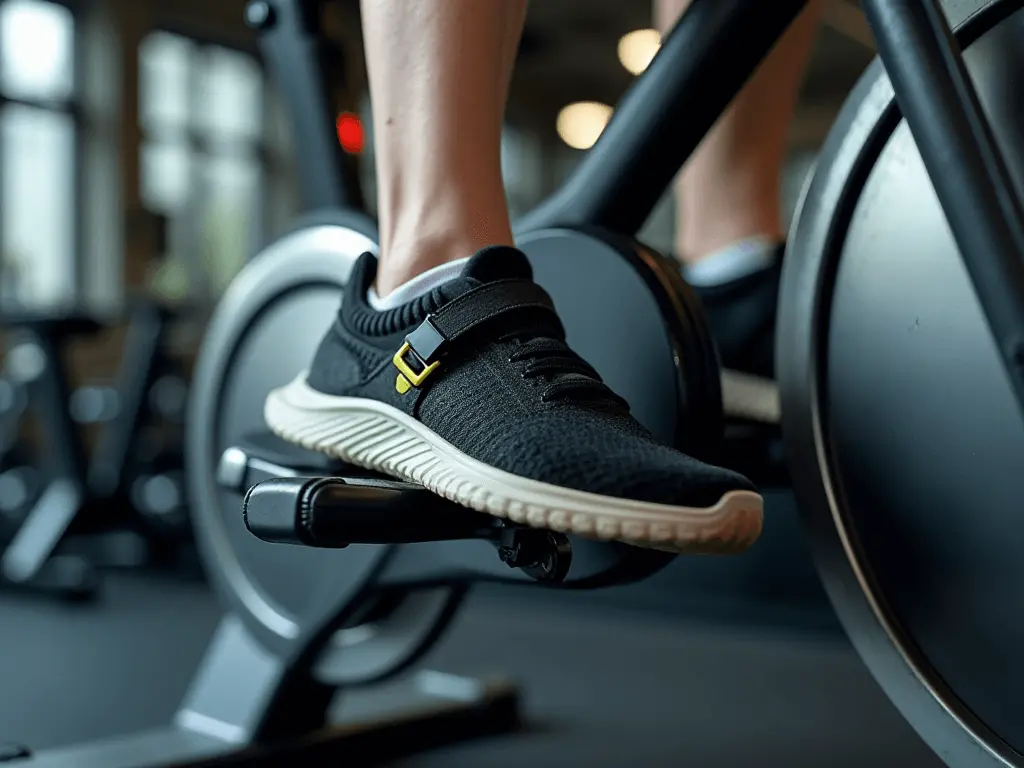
[
  {"x1": 0, "y1": 0, "x2": 78, "y2": 309},
  {"x1": 139, "y1": 32, "x2": 273, "y2": 305}
]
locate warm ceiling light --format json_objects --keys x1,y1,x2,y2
[
  {"x1": 556, "y1": 101, "x2": 613, "y2": 150},
  {"x1": 618, "y1": 28, "x2": 661, "y2": 75}
]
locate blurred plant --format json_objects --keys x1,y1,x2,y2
[
  {"x1": 200, "y1": 197, "x2": 250, "y2": 296},
  {"x1": 148, "y1": 252, "x2": 190, "y2": 303}
]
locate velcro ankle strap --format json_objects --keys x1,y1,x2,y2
[{"x1": 392, "y1": 279, "x2": 559, "y2": 392}]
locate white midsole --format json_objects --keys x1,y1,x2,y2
[{"x1": 264, "y1": 373, "x2": 761, "y2": 526}]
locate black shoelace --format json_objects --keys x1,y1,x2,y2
[{"x1": 502, "y1": 333, "x2": 628, "y2": 407}]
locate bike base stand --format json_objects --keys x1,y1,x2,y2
[{"x1": 13, "y1": 617, "x2": 521, "y2": 768}]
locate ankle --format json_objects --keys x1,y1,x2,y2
[{"x1": 376, "y1": 226, "x2": 514, "y2": 297}]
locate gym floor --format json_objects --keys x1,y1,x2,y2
[{"x1": 0, "y1": 573, "x2": 944, "y2": 767}]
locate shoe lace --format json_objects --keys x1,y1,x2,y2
[{"x1": 500, "y1": 332, "x2": 628, "y2": 407}]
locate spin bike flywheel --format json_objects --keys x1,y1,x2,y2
[
  {"x1": 780, "y1": 1, "x2": 1024, "y2": 765},
  {"x1": 187, "y1": 209, "x2": 462, "y2": 686}
]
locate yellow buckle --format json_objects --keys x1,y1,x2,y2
[{"x1": 393, "y1": 342, "x2": 440, "y2": 394}]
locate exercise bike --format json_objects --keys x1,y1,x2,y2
[
  {"x1": 10, "y1": 0, "x2": 1024, "y2": 765},
  {"x1": 0, "y1": 298, "x2": 195, "y2": 603}
]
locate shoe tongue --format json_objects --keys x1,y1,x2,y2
[{"x1": 462, "y1": 245, "x2": 533, "y2": 283}]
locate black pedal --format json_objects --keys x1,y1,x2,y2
[
  {"x1": 243, "y1": 475, "x2": 493, "y2": 546},
  {"x1": 234, "y1": 431, "x2": 341, "y2": 473},
  {"x1": 217, "y1": 433, "x2": 356, "y2": 492},
  {"x1": 243, "y1": 476, "x2": 572, "y2": 584}
]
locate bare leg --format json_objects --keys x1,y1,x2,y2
[
  {"x1": 361, "y1": 0, "x2": 528, "y2": 296},
  {"x1": 655, "y1": 0, "x2": 823, "y2": 263}
]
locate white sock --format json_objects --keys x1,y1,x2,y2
[
  {"x1": 684, "y1": 236, "x2": 781, "y2": 287},
  {"x1": 368, "y1": 256, "x2": 472, "y2": 311}
]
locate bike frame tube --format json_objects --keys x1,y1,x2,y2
[
  {"x1": 249, "y1": 0, "x2": 361, "y2": 212},
  {"x1": 517, "y1": 0, "x2": 809, "y2": 236},
  {"x1": 862, "y1": 0, "x2": 1024, "y2": 421}
]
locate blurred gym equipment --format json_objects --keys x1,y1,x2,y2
[
  {"x1": 0, "y1": 299, "x2": 193, "y2": 601},
  {"x1": 78, "y1": 298, "x2": 192, "y2": 557},
  {"x1": 0, "y1": 312, "x2": 108, "y2": 600},
  {"x1": 0, "y1": 362, "x2": 39, "y2": 540}
]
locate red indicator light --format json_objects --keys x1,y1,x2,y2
[{"x1": 336, "y1": 112, "x2": 364, "y2": 154}]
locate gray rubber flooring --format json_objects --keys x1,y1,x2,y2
[{"x1": 0, "y1": 573, "x2": 944, "y2": 767}]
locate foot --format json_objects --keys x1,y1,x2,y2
[
  {"x1": 686, "y1": 242, "x2": 784, "y2": 380},
  {"x1": 264, "y1": 247, "x2": 763, "y2": 554}
]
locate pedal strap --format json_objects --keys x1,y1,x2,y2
[{"x1": 392, "y1": 279, "x2": 560, "y2": 391}]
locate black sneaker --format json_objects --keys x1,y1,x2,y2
[{"x1": 264, "y1": 247, "x2": 762, "y2": 553}]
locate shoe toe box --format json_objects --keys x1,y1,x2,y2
[{"x1": 480, "y1": 411, "x2": 755, "y2": 509}]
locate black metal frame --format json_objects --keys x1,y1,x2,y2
[
  {"x1": 518, "y1": 0, "x2": 809, "y2": 234},
  {"x1": 246, "y1": 0, "x2": 363, "y2": 212}
]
